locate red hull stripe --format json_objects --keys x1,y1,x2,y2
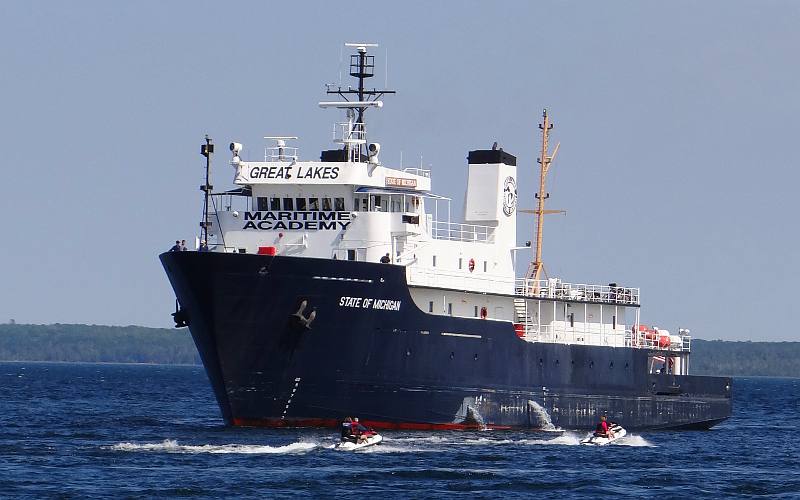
[{"x1": 230, "y1": 417, "x2": 512, "y2": 431}]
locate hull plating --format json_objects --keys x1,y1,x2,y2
[{"x1": 160, "y1": 252, "x2": 732, "y2": 430}]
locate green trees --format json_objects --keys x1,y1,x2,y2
[
  {"x1": 0, "y1": 323, "x2": 199, "y2": 365},
  {"x1": 690, "y1": 339, "x2": 800, "y2": 377}
]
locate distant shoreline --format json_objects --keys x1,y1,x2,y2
[{"x1": 2, "y1": 323, "x2": 798, "y2": 378}]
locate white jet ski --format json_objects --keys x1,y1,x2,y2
[
  {"x1": 334, "y1": 433, "x2": 383, "y2": 451},
  {"x1": 580, "y1": 424, "x2": 626, "y2": 446}
]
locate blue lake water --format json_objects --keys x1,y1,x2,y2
[{"x1": 1, "y1": 362, "x2": 798, "y2": 498}]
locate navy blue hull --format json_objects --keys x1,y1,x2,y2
[{"x1": 160, "y1": 252, "x2": 732, "y2": 430}]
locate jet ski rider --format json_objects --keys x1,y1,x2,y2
[
  {"x1": 594, "y1": 415, "x2": 614, "y2": 438},
  {"x1": 341, "y1": 417, "x2": 357, "y2": 443}
]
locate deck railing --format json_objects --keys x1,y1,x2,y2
[
  {"x1": 430, "y1": 221, "x2": 494, "y2": 243},
  {"x1": 402, "y1": 167, "x2": 431, "y2": 178},
  {"x1": 515, "y1": 278, "x2": 640, "y2": 305},
  {"x1": 518, "y1": 325, "x2": 691, "y2": 352}
]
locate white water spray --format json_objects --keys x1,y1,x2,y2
[
  {"x1": 109, "y1": 439, "x2": 319, "y2": 454},
  {"x1": 528, "y1": 400, "x2": 557, "y2": 431}
]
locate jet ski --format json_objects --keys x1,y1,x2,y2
[
  {"x1": 580, "y1": 424, "x2": 626, "y2": 446},
  {"x1": 334, "y1": 432, "x2": 383, "y2": 451}
]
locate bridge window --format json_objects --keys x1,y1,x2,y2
[
  {"x1": 270, "y1": 197, "x2": 280, "y2": 211},
  {"x1": 391, "y1": 195, "x2": 402, "y2": 212},
  {"x1": 334, "y1": 197, "x2": 345, "y2": 211},
  {"x1": 296, "y1": 198, "x2": 307, "y2": 211},
  {"x1": 257, "y1": 197, "x2": 269, "y2": 211},
  {"x1": 322, "y1": 198, "x2": 332, "y2": 211},
  {"x1": 308, "y1": 198, "x2": 319, "y2": 211},
  {"x1": 283, "y1": 197, "x2": 293, "y2": 211}
]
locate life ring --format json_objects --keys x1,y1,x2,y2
[
  {"x1": 480, "y1": 306, "x2": 488, "y2": 319},
  {"x1": 468, "y1": 258, "x2": 475, "y2": 272}
]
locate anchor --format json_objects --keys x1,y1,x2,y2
[
  {"x1": 290, "y1": 300, "x2": 316, "y2": 329},
  {"x1": 171, "y1": 299, "x2": 189, "y2": 328}
]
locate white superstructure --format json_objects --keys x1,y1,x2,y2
[{"x1": 198, "y1": 43, "x2": 690, "y2": 373}]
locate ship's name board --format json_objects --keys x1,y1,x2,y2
[
  {"x1": 248, "y1": 165, "x2": 340, "y2": 180},
  {"x1": 242, "y1": 211, "x2": 351, "y2": 231},
  {"x1": 385, "y1": 176, "x2": 417, "y2": 188},
  {"x1": 339, "y1": 296, "x2": 402, "y2": 311}
]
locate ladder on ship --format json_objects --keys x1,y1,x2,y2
[{"x1": 513, "y1": 298, "x2": 538, "y2": 340}]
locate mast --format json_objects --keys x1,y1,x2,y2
[
  {"x1": 200, "y1": 135, "x2": 214, "y2": 244},
  {"x1": 325, "y1": 43, "x2": 395, "y2": 159},
  {"x1": 527, "y1": 110, "x2": 561, "y2": 289}
]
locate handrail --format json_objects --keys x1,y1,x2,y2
[
  {"x1": 516, "y1": 324, "x2": 691, "y2": 352},
  {"x1": 515, "y1": 278, "x2": 640, "y2": 305},
  {"x1": 402, "y1": 167, "x2": 431, "y2": 178},
  {"x1": 430, "y1": 220, "x2": 494, "y2": 243}
]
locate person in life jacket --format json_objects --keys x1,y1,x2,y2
[
  {"x1": 340, "y1": 417, "x2": 356, "y2": 443},
  {"x1": 352, "y1": 417, "x2": 374, "y2": 444},
  {"x1": 594, "y1": 415, "x2": 613, "y2": 438}
]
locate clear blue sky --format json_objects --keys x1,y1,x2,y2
[{"x1": 1, "y1": 1, "x2": 798, "y2": 341}]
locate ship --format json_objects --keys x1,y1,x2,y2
[{"x1": 160, "y1": 43, "x2": 731, "y2": 430}]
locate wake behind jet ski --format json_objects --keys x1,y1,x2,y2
[{"x1": 335, "y1": 417, "x2": 383, "y2": 451}]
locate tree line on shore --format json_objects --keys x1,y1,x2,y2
[{"x1": 0, "y1": 323, "x2": 798, "y2": 377}]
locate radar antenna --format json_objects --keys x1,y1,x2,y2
[{"x1": 322, "y1": 43, "x2": 395, "y2": 160}]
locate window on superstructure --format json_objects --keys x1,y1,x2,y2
[
  {"x1": 433, "y1": 255, "x2": 437, "y2": 267},
  {"x1": 483, "y1": 261, "x2": 487, "y2": 272},
  {"x1": 334, "y1": 197, "x2": 345, "y2": 211},
  {"x1": 257, "y1": 197, "x2": 269, "y2": 211},
  {"x1": 613, "y1": 315, "x2": 616, "y2": 330},
  {"x1": 296, "y1": 198, "x2": 307, "y2": 211},
  {"x1": 347, "y1": 249, "x2": 356, "y2": 261},
  {"x1": 309, "y1": 198, "x2": 319, "y2": 211},
  {"x1": 428, "y1": 301, "x2": 434, "y2": 313},
  {"x1": 353, "y1": 197, "x2": 360, "y2": 211},
  {"x1": 474, "y1": 306, "x2": 478, "y2": 317},
  {"x1": 448, "y1": 303, "x2": 453, "y2": 316},
  {"x1": 322, "y1": 198, "x2": 332, "y2": 211},
  {"x1": 458, "y1": 258, "x2": 463, "y2": 270},
  {"x1": 569, "y1": 313, "x2": 574, "y2": 328},
  {"x1": 391, "y1": 195, "x2": 402, "y2": 212},
  {"x1": 270, "y1": 197, "x2": 280, "y2": 211},
  {"x1": 283, "y1": 198, "x2": 294, "y2": 210}
]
